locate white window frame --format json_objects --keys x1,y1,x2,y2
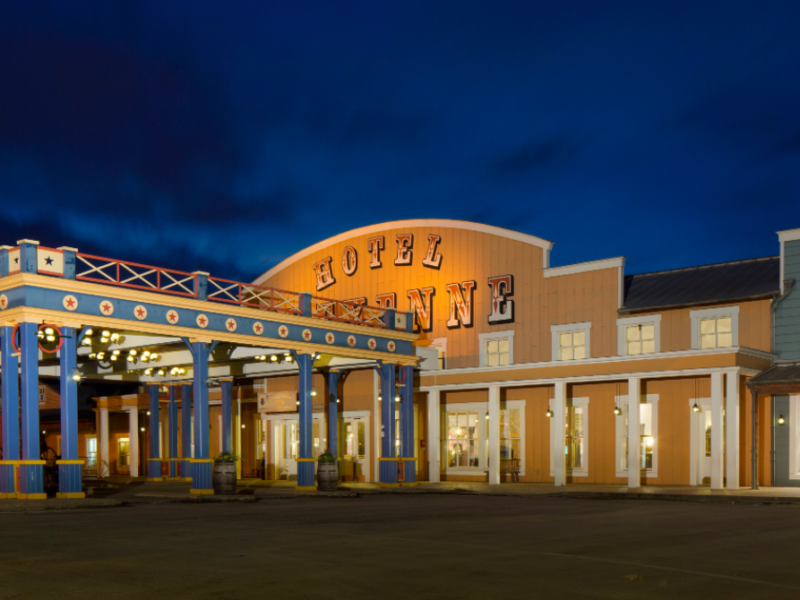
[
  {"x1": 443, "y1": 401, "x2": 488, "y2": 475},
  {"x1": 615, "y1": 394, "x2": 659, "y2": 478},
  {"x1": 500, "y1": 399, "x2": 526, "y2": 477},
  {"x1": 551, "y1": 322, "x2": 591, "y2": 361},
  {"x1": 479, "y1": 330, "x2": 514, "y2": 367},
  {"x1": 550, "y1": 396, "x2": 589, "y2": 478},
  {"x1": 689, "y1": 305, "x2": 739, "y2": 350},
  {"x1": 790, "y1": 395, "x2": 800, "y2": 480},
  {"x1": 617, "y1": 315, "x2": 661, "y2": 356}
]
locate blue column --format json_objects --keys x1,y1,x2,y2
[
  {"x1": 57, "y1": 326, "x2": 84, "y2": 497},
  {"x1": 220, "y1": 379, "x2": 233, "y2": 454},
  {"x1": 19, "y1": 322, "x2": 44, "y2": 499},
  {"x1": 400, "y1": 366, "x2": 416, "y2": 484},
  {"x1": 0, "y1": 246, "x2": 9, "y2": 277},
  {"x1": 146, "y1": 384, "x2": 161, "y2": 480},
  {"x1": 295, "y1": 352, "x2": 316, "y2": 489},
  {"x1": 189, "y1": 341, "x2": 213, "y2": 494},
  {"x1": 167, "y1": 385, "x2": 179, "y2": 479},
  {"x1": 59, "y1": 247, "x2": 77, "y2": 279},
  {"x1": 326, "y1": 371, "x2": 341, "y2": 455},
  {"x1": 378, "y1": 362, "x2": 398, "y2": 486},
  {"x1": 0, "y1": 326, "x2": 20, "y2": 498},
  {"x1": 18, "y1": 241, "x2": 38, "y2": 274},
  {"x1": 180, "y1": 383, "x2": 192, "y2": 481}
]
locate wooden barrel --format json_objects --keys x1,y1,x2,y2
[
  {"x1": 316, "y1": 461, "x2": 339, "y2": 492},
  {"x1": 212, "y1": 461, "x2": 237, "y2": 495}
]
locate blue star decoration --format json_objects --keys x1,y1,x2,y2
[
  {"x1": 44, "y1": 256, "x2": 53, "y2": 266},
  {"x1": 14, "y1": 257, "x2": 19, "y2": 264}
]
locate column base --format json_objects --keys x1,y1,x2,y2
[
  {"x1": 190, "y1": 489, "x2": 214, "y2": 495},
  {"x1": 0, "y1": 492, "x2": 17, "y2": 499},
  {"x1": 56, "y1": 492, "x2": 86, "y2": 499},
  {"x1": 295, "y1": 485, "x2": 317, "y2": 491},
  {"x1": 17, "y1": 493, "x2": 47, "y2": 500}
]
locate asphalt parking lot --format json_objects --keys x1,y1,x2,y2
[{"x1": 1, "y1": 494, "x2": 799, "y2": 599}]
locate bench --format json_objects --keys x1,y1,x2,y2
[{"x1": 500, "y1": 458, "x2": 521, "y2": 482}]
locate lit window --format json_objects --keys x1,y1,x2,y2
[
  {"x1": 487, "y1": 338, "x2": 510, "y2": 366},
  {"x1": 626, "y1": 324, "x2": 655, "y2": 355},
  {"x1": 559, "y1": 331, "x2": 586, "y2": 361},
  {"x1": 567, "y1": 406, "x2": 585, "y2": 470},
  {"x1": 700, "y1": 317, "x2": 732, "y2": 349},
  {"x1": 479, "y1": 331, "x2": 514, "y2": 367},
  {"x1": 447, "y1": 411, "x2": 480, "y2": 468},
  {"x1": 500, "y1": 407, "x2": 522, "y2": 461},
  {"x1": 616, "y1": 395, "x2": 659, "y2": 477},
  {"x1": 550, "y1": 397, "x2": 589, "y2": 477}
]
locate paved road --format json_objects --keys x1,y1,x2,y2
[{"x1": 1, "y1": 495, "x2": 799, "y2": 599}]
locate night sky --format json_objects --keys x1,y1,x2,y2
[{"x1": 1, "y1": 2, "x2": 799, "y2": 283}]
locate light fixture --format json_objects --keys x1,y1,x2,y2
[
  {"x1": 146, "y1": 410, "x2": 151, "y2": 416},
  {"x1": 378, "y1": 394, "x2": 383, "y2": 401},
  {"x1": 71, "y1": 372, "x2": 81, "y2": 382},
  {"x1": 485, "y1": 414, "x2": 489, "y2": 419},
  {"x1": 46, "y1": 335, "x2": 55, "y2": 342},
  {"x1": 546, "y1": 408, "x2": 554, "y2": 418},
  {"x1": 82, "y1": 338, "x2": 92, "y2": 346},
  {"x1": 110, "y1": 355, "x2": 118, "y2": 361},
  {"x1": 179, "y1": 368, "x2": 186, "y2": 375},
  {"x1": 778, "y1": 415, "x2": 786, "y2": 426},
  {"x1": 37, "y1": 331, "x2": 45, "y2": 339},
  {"x1": 296, "y1": 400, "x2": 300, "y2": 406},
  {"x1": 336, "y1": 397, "x2": 340, "y2": 403},
  {"x1": 158, "y1": 369, "x2": 165, "y2": 376},
  {"x1": 284, "y1": 352, "x2": 291, "y2": 357},
  {"x1": 102, "y1": 330, "x2": 110, "y2": 338},
  {"x1": 241, "y1": 424, "x2": 246, "y2": 429},
  {"x1": 692, "y1": 402, "x2": 701, "y2": 413},
  {"x1": 395, "y1": 394, "x2": 400, "y2": 403},
  {"x1": 129, "y1": 349, "x2": 137, "y2": 356},
  {"x1": 143, "y1": 350, "x2": 151, "y2": 357},
  {"x1": 311, "y1": 389, "x2": 317, "y2": 397},
  {"x1": 614, "y1": 405, "x2": 621, "y2": 416},
  {"x1": 140, "y1": 427, "x2": 145, "y2": 432},
  {"x1": 150, "y1": 353, "x2": 158, "y2": 360},
  {"x1": 110, "y1": 333, "x2": 119, "y2": 341},
  {"x1": 127, "y1": 356, "x2": 135, "y2": 363},
  {"x1": 271, "y1": 355, "x2": 278, "y2": 362},
  {"x1": 84, "y1": 328, "x2": 93, "y2": 336},
  {"x1": 42, "y1": 430, "x2": 46, "y2": 435},
  {"x1": 286, "y1": 356, "x2": 293, "y2": 362},
  {"x1": 89, "y1": 353, "x2": 97, "y2": 359},
  {"x1": 112, "y1": 349, "x2": 120, "y2": 355},
  {"x1": 45, "y1": 327, "x2": 54, "y2": 335},
  {"x1": 97, "y1": 352, "x2": 105, "y2": 359}
]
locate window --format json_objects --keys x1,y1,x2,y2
[
  {"x1": 690, "y1": 306, "x2": 739, "y2": 350},
  {"x1": 617, "y1": 315, "x2": 661, "y2": 356},
  {"x1": 500, "y1": 407, "x2": 522, "y2": 461},
  {"x1": 255, "y1": 416, "x2": 266, "y2": 461},
  {"x1": 86, "y1": 438, "x2": 97, "y2": 471},
  {"x1": 479, "y1": 331, "x2": 514, "y2": 367},
  {"x1": 344, "y1": 420, "x2": 366, "y2": 458},
  {"x1": 550, "y1": 397, "x2": 589, "y2": 477},
  {"x1": 118, "y1": 438, "x2": 130, "y2": 467},
  {"x1": 615, "y1": 395, "x2": 659, "y2": 477},
  {"x1": 551, "y1": 322, "x2": 591, "y2": 361},
  {"x1": 39, "y1": 385, "x2": 46, "y2": 405},
  {"x1": 447, "y1": 411, "x2": 480, "y2": 468}
]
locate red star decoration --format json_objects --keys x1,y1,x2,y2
[
  {"x1": 368, "y1": 339, "x2": 376, "y2": 349},
  {"x1": 65, "y1": 298, "x2": 75, "y2": 308},
  {"x1": 279, "y1": 326, "x2": 288, "y2": 336},
  {"x1": 227, "y1": 319, "x2": 235, "y2": 329},
  {"x1": 198, "y1": 316, "x2": 207, "y2": 326},
  {"x1": 254, "y1": 323, "x2": 262, "y2": 333},
  {"x1": 136, "y1": 307, "x2": 145, "y2": 317},
  {"x1": 101, "y1": 302, "x2": 112, "y2": 313},
  {"x1": 303, "y1": 331, "x2": 311, "y2": 340},
  {"x1": 168, "y1": 311, "x2": 177, "y2": 322}
]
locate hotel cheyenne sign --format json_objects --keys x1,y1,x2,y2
[{"x1": 311, "y1": 232, "x2": 515, "y2": 332}]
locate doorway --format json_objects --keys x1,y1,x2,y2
[
  {"x1": 342, "y1": 412, "x2": 370, "y2": 482},
  {"x1": 689, "y1": 398, "x2": 712, "y2": 486}
]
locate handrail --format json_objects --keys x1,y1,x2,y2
[
  {"x1": 75, "y1": 252, "x2": 198, "y2": 297},
  {"x1": 310, "y1": 295, "x2": 388, "y2": 328},
  {"x1": 207, "y1": 277, "x2": 303, "y2": 314}
]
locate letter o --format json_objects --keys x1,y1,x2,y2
[{"x1": 342, "y1": 246, "x2": 358, "y2": 276}]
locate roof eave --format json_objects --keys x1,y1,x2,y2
[{"x1": 618, "y1": 291, "x2": 779, "y2": 316}]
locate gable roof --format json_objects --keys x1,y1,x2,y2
[{"x1": 620, "y1": 256, "x2": 780, "y2": 314}]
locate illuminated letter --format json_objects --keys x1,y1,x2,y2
[
  {"x1": 342, "y1": 246, "x2": 358, "y2": 276},
  {"x1": 488, "y1": 275, "x2": 514, "y2": 324},
  {"x1": 367, "y1": 236, "x2": 384, "y2": 269},
  {"x1": 407, "y1": 287, "x2": 435, "y2": 332},
  {"x1": 446, "y1": 280, "x2": 476, "y2": 329},
  {"x1": 375, "y1": 292, "x2": 396, "y2": 309},
  {"x1": 395, "y1": 234, "x2": 413, "y2": 266},
  {"x1": 422, "y1": 234, "x2": 442, "y2": 269},
  {"x1": 312, "y1": 257, "x2": 336, "y2": 291}
]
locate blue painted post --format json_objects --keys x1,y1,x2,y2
[
  {"x1": 19, "y1": 322, "x2": 44, "y2": 499},
  {"x1": 193, "y1": 271, "x2": 209, "y2": 300},
  {"x1": 59, "y1": 247, "x2": 77, "y2": 279},
  {"x1": 296, "y1": 352, "x2": 316, "y2": 489},
  {"x1": 386, "y1": 308, "x2": 396, "y2": 330},
  {"x1": 301, "y1": 293, "x2": 313, "y2": 317},
  {"x1": 406, "y1": 311, "x2": 415, "y2": 333},
  {"x1": 167, "y1": 385, "x2": 179, "y2": 479},
  {"x1": 400, "y1": 365, "x2": 416, "y2": 484},
  {"x1": 180, "y1": 383, "x2": 192, "y2": 481},
  {"x1": 220, "y1": 379, "x2": 233, "y2": 454},
  {"x1": 57, "y1": 326, "x2": 84, "y2": 497},
  {"x1": 146, "y1": 384, "x2": 161, "y2": 481},
  {"x1": 378, "y1": 362, "x2": 398, "y2": 486},
  {"x1": 0, "y1": 326, "x2": 20, "y2": 498},
  {"x1": 0, "y1": 246, "x2": 9, "y2": 278},
  {"x1": 190, "y1": 342, "x2": 213, "y2": 494},
  {"x1": 326, "y1": 371, "x2": 341, "y2": 455},
  {"x1": 18, "y1": 240, "x2": 38, "y2": 274}
]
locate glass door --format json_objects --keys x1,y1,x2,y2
[
  {"x1": 273, "y1": 420, "x2": 299, "y2": 480},
  {"x1": 342, "y1": 416, "x2": 369, "y2": 481}
]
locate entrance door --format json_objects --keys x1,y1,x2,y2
[
  {"x1": 689, "y1": 398, "x2": 712, "y2": 486},
  {"x1": 342, "y1": 415, "x2": 369, "y2": 482},
  {"x1": 273, "y1": 420, "x2": 299, "y2": 480}
]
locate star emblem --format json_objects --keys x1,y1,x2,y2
[
  {"x1": 347, "y1": 335, "x2": 356, "y2": 347},
  {"x1": 44, "y1": 256, "x2": 53, "y2": 266},
  {"x1": 134, "y1": 305, "x2": 148, "y2": 320},
  {"x1": 196, "y1": 314, "x2": 208, "y2": 328},
  {"x1": 387, "y1": 341, "x2": 396, "y2": 352},
  {"x1": 14, "y1": 257, "x2": 19, "y2": 264},
  {"x1": 167, "y1": 310, "x2": 179, "y2": 324},
  {"x1": 0, "y1": 294, "x2": 7, "y2": 310},
  {"x1": 253, "y1": 322, "x2": 263, "y2": 335},
  {"x1": 302, "y1": 329, "x2": 312, "y2": 341},
  {"x1": 278, "y1": 325, "x2": 289, "y2": 338},
  {"x1": 226, "y1": 318, "x2": 237, "y2": 332},
  {"x1": 100, "y1": 301, "x2": 114, "y2": 316},
  {"x1": 325, "y1": 332, "x2": 335, "y2": 344},
  {"x1": 368, "y1": 338, "x2": 377, "y2": 350},
  {"x1": 62, "y1": 295, "x2": 78, "y2": 311}
]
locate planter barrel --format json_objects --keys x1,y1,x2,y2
[
  {"x1": 317, "y1": 461, "x2": 339, "y2": 492},
  {"x1": 212, "y1": 461, "x2": 237, "y2": 495}
]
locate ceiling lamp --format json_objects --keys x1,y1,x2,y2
[
  {"x1": 692, "y1": 402, "x2": 701, "y2": 413},
  {"x1": 546, "y1": 408, "x2": 554, "y2": 418},
  {"x1": 271, "y1": 355, "x2": 278, "y2": 362}
]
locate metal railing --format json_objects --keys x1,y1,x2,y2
[
  {"x1": 310, "y1": 296, "x2": 388, "y2": 328},
  {"x1": 207, "y1": 277, "x2": 302, "y2": 314},
  {"x1": 76, "y1": 253, "x2": 198, "y2": 297}
]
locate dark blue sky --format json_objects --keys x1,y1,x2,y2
[{"x1": 1, "y1": 1, "x2": 799, "y2": 282}]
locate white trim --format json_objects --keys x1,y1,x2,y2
[
  {"x1": 543, "y1": 257, "x2": 625, "y2": 279},
  {"x1": 777, "y1": 228, "x2": 800, "y2": 243},
  {"x1": 615, "y1": 394, "x2": 659, "y2": 478},
  {"x1": 688, "y1": 396, "x2": 712, "y2": 486},
  {"x1": 254, "y1": 219, "x2": 554, "y2": 284},
  {"x1": 790, "y1": 395, "x2": 800, "y2": 480},
  {"x1": 617, "y1": 314, "x2": 662, "y2": 356},
  {"x1": 690, "y1": 305, "x2": 739, "y2": 349},
  {"x1": 551, "y1": 321, "x2": 591, "y2": 361},
  {"x1": 550, "y1": 396, "x2": 589, "y2": 478},
  {"x1": 479, "y1": 330, "x2": 515, "y2": 367}
]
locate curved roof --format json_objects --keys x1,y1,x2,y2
[{"x1": 254, "y1": 219, "x2": 554, "y2": 284}]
